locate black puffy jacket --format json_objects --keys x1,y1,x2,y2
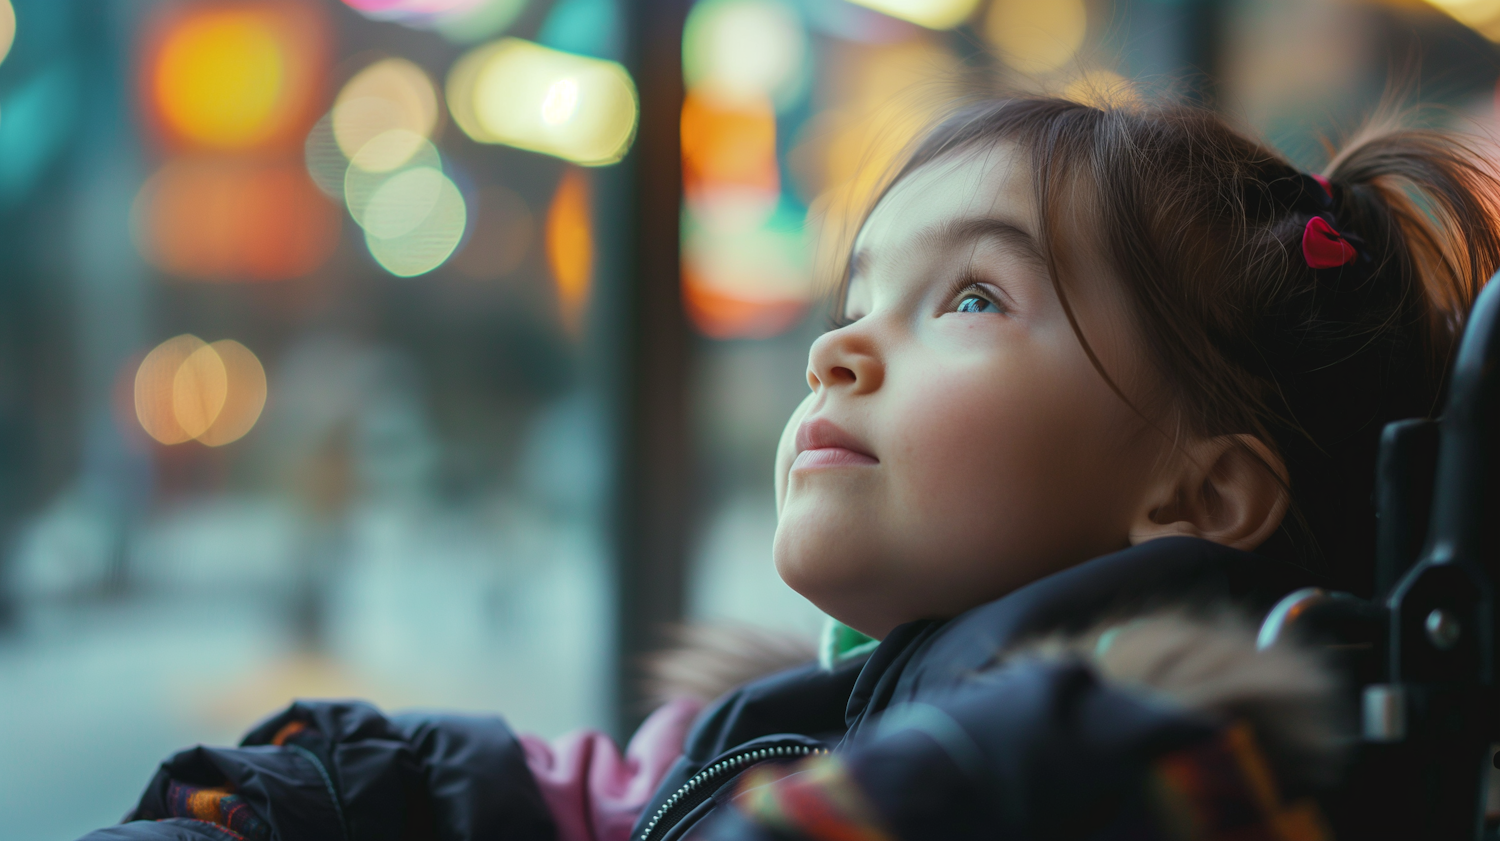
[{"x1": 80, "y1": 537, "x2": 1326, "y2": 841}]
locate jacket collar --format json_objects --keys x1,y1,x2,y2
[{"x1": 841, "y1": 536, "x2": 1319, "y2": 739}]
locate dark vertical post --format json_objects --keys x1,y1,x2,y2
[
  {"x1": 1181, "y1": 0, "x2": 1228, "y2": 107},
  {"x1": 605, "y1": 0, "x2": 694, "y2": 739},
  {"x1": 1116, "y1": 0, "x2": 1227, "y2": 107}
]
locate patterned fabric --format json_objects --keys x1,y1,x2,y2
[
  {"x1": 163, "y1": 781, "x2": 271, "y2": 841},
  {"x1": 728, "y1": 720, "x2": 1329, "y2": 841},
  {"x1": 732, "y1": 755, "x2": 896, "y2": 841},
  {"x1": 1152, "y1": 721, "x2": 1330, "y2": 841}
]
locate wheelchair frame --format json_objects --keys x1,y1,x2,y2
[{"x1": 1258, "y1": 272, "x2": 1500, "y2": 840}]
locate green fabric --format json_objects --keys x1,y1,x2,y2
[{"x1": 818, "y1": 617, "x2": 879, "y2": 670}]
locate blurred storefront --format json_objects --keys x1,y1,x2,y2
[{"x1": 1, "y1": 0, "x2": 1499, "y2": 837}]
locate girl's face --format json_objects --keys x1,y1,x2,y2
[{"x1": 773, "y1": 144, "x2": 1173, "y2": 639}]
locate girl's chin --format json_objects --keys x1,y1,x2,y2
[{"x1": 774, "y1": 545, "x2": 880, "y2": 605}]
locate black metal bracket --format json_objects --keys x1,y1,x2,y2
[{"x1": 1260, "y1": 272, "x2": 1500, "y2": 839}]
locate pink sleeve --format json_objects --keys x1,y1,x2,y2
[{"x1": 519, "y1": 697, "x2": 705, "y2": 841}]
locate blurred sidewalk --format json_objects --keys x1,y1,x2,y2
[{"x1": 0, "y1": 494, "x2": 610, "y2": 841}]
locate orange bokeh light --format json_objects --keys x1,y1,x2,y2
[
  {"x1": 546, "y1": 169, "x2": 593, "y2": 334},
  {"x1": 680, "y1": 89, "x2": 779, "y2": 203},
  {"x1": 143, "y1": 1, "x2": 327, "y2": 152},
  {"x1": 135, "y1": 336, "x2": 268, "y2": 447},
  {"x1": 133, "y1": 157, "x2": 341, "y2": 281}
]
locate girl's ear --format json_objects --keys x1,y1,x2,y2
[{"x1": 1129, "y1": 435, "x2": 1289, "y2": 551}]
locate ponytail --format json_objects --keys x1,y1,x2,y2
[{"x1": 1327, "y1": 122, "x2": 1500, "y2": 349}]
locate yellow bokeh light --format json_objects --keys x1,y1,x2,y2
[
  {"x1": 842, "y1": 0, "x2": 980, "y2": 30},
  {"x1": 364, "y1": 168, "x2": 468, "y2": 277},
  {"x1": 174, "y1": 342, "x2": 230, "y2": 439},
  {"x1": 787, "y1": 39, "x2": 958, "y2": 297},
  {"x1": 542, "y1": 78, "x2": 581, "y2": 125},
  {"x1": 332, "y1": 58, "x2": 439, "y2": 166},
  {"x1": 985, "y1": 0, "x2": 1087, "y2": 75},
  {"x1": 1424, "y1": 0, "x2": 1500, "y2": 38},
  {"x1": 448, "y1": 38, "x2": 639, "y2": 166},
  {"x1": 547, "y1": 169, "x2": 592, "y2": 332},
  {"x1": 683, "y1": 0, "x2": 807, "y2": 108},
  {"x1": 135, "y1": 336, "x2": 267, "y2": 446},
  {"x1": 0, "y1": 1, "x2": 16, "y2": 67},
  {"x1": 197, "y1": 340, "x2": 268, "y2": 447},
  {"x1": 1062, "y1": 69, "x2": 1139, "y2": 108},
  {"x1": 153, "y1": 11, "x2": 287, "y2": 149},
  {"x1": 136, "y1": 335, "x2": 207, "y2": 445}
]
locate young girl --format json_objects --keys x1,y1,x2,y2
[{"x1": 83, "y1": 96, "x2": 1500, "y2": 841}]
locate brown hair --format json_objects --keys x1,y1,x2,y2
[{"x1": 854, "y1": 97, "x2": 1500, "y2": 595}]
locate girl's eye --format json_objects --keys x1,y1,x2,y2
[{"x1": 956, "y1": 294, "x2": 1001, "y2": 314}]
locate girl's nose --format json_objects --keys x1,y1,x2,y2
[{"x1": 807, "y1": 325, "x2": 884, "y2": 394}]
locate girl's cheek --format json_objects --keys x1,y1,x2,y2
[{"x1": 895, "y1": 356, "x2": 1079, "y2": 493}]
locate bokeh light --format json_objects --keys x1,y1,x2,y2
[
  {"x1": 0, "y1": 0, "x2": 15, "y2": 67},
  {"x1": 196, "y1": 340, "x2": 269, "y2": 447},
  {"x1": 681, "y1": 89, "x2": 779, "y2": 213},
  {"x1": 683, "y1": 0, "x2": 808, "y2": 109},
  {"x1": 842, "y1": 0, "x2": 980, "y2": 30},
  {"x1": 682, "y1": 200, "x2": 811, "y2": 339},
  {"x1": 433, "y1": 0, "x2": 530, "y2": 43},
  {"x1": 0, "y1": 61, "x2": 80, "y2": 208},
  {"x1": 304, "y1": 112, "x2": 346, "y2": 198},
  {"x1": 364, "y1": 167, "x2": 468, "y2": 277},
  {"x1": 447, "y1": 38, "x2": 638, "y2": 165},
  {"x1": 1425, "y1": 0, "x2": 1500, "y2": 39},
  {"x1": 145, "y1": 2, "x2": 327, "y2": 151},
  {"x1": 332, "y1": 58, "x2": 439, "y2": 165},
  {"x1": 1062, "y1": 70, "x2": 1139, "y2": 108},
  {"x1": 363, "y1": 166, "x2": 447, "y2": 239},
  {"x1": 985, "y1": 0, "x2": 1087, "y2": 75},
  {"x1": 341, "y1": 0, "x2": 529, "y2": 43},
  {"x1": 788, "y1": 39, "x2": 957, "y2": 295},
  {"x1": 546, "y1": 169, "x2": 592, "y2": 331},
  {"x1": 538, "y1": 0, "x2": 622, "y2": 59},
  {"x1": 325, "y1": 88, "x2": 468, "y2": 281},
  {"x1": 451, "y1": 185, "x2": 534, "y2": 279},
  {"x1": 136, "y1": 335, "x2": 207, "y2": 445},
  {"x1": 135, "y1": 336, "x2": 267, "y2": 446},
  {"x1": 344, "y1": 132, "x2": 442, "y2": 227},
  {"x1": 133, "y1": 158, "x2": 342, "y2": 281},
  {"x1": 174, "y1": 342, "x2": 230, "y2": 440}
]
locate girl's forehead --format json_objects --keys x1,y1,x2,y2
[{"x1": 854, "y1": 144, "x2": 1035, "y2": 257}]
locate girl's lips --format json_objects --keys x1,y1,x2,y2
[
  {"x1": 791, "y1": 447, "x2": 879, "y2": 470},
  {"x1": 794, "y1": 417, "x2": 877, "y2": 466}
]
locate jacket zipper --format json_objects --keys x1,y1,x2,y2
[{"x1": 638, "y1": 742, "x2": 829, "y2": 841}]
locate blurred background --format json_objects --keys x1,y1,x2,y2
[{"x1": 1, "y1": 0, "x2": 1499, "y2": 836}]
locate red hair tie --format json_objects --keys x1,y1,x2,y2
[{"x1": 1302, "y1": 216, "x2": 1357, "y2": 269}]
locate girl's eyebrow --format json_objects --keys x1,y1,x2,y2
[
  {"x1": 926, "y1": 216, "x2": 1046, "y2": 268},
  {"x1": 848, "y1": 216, "x2": 1045, "y2": 282}
]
